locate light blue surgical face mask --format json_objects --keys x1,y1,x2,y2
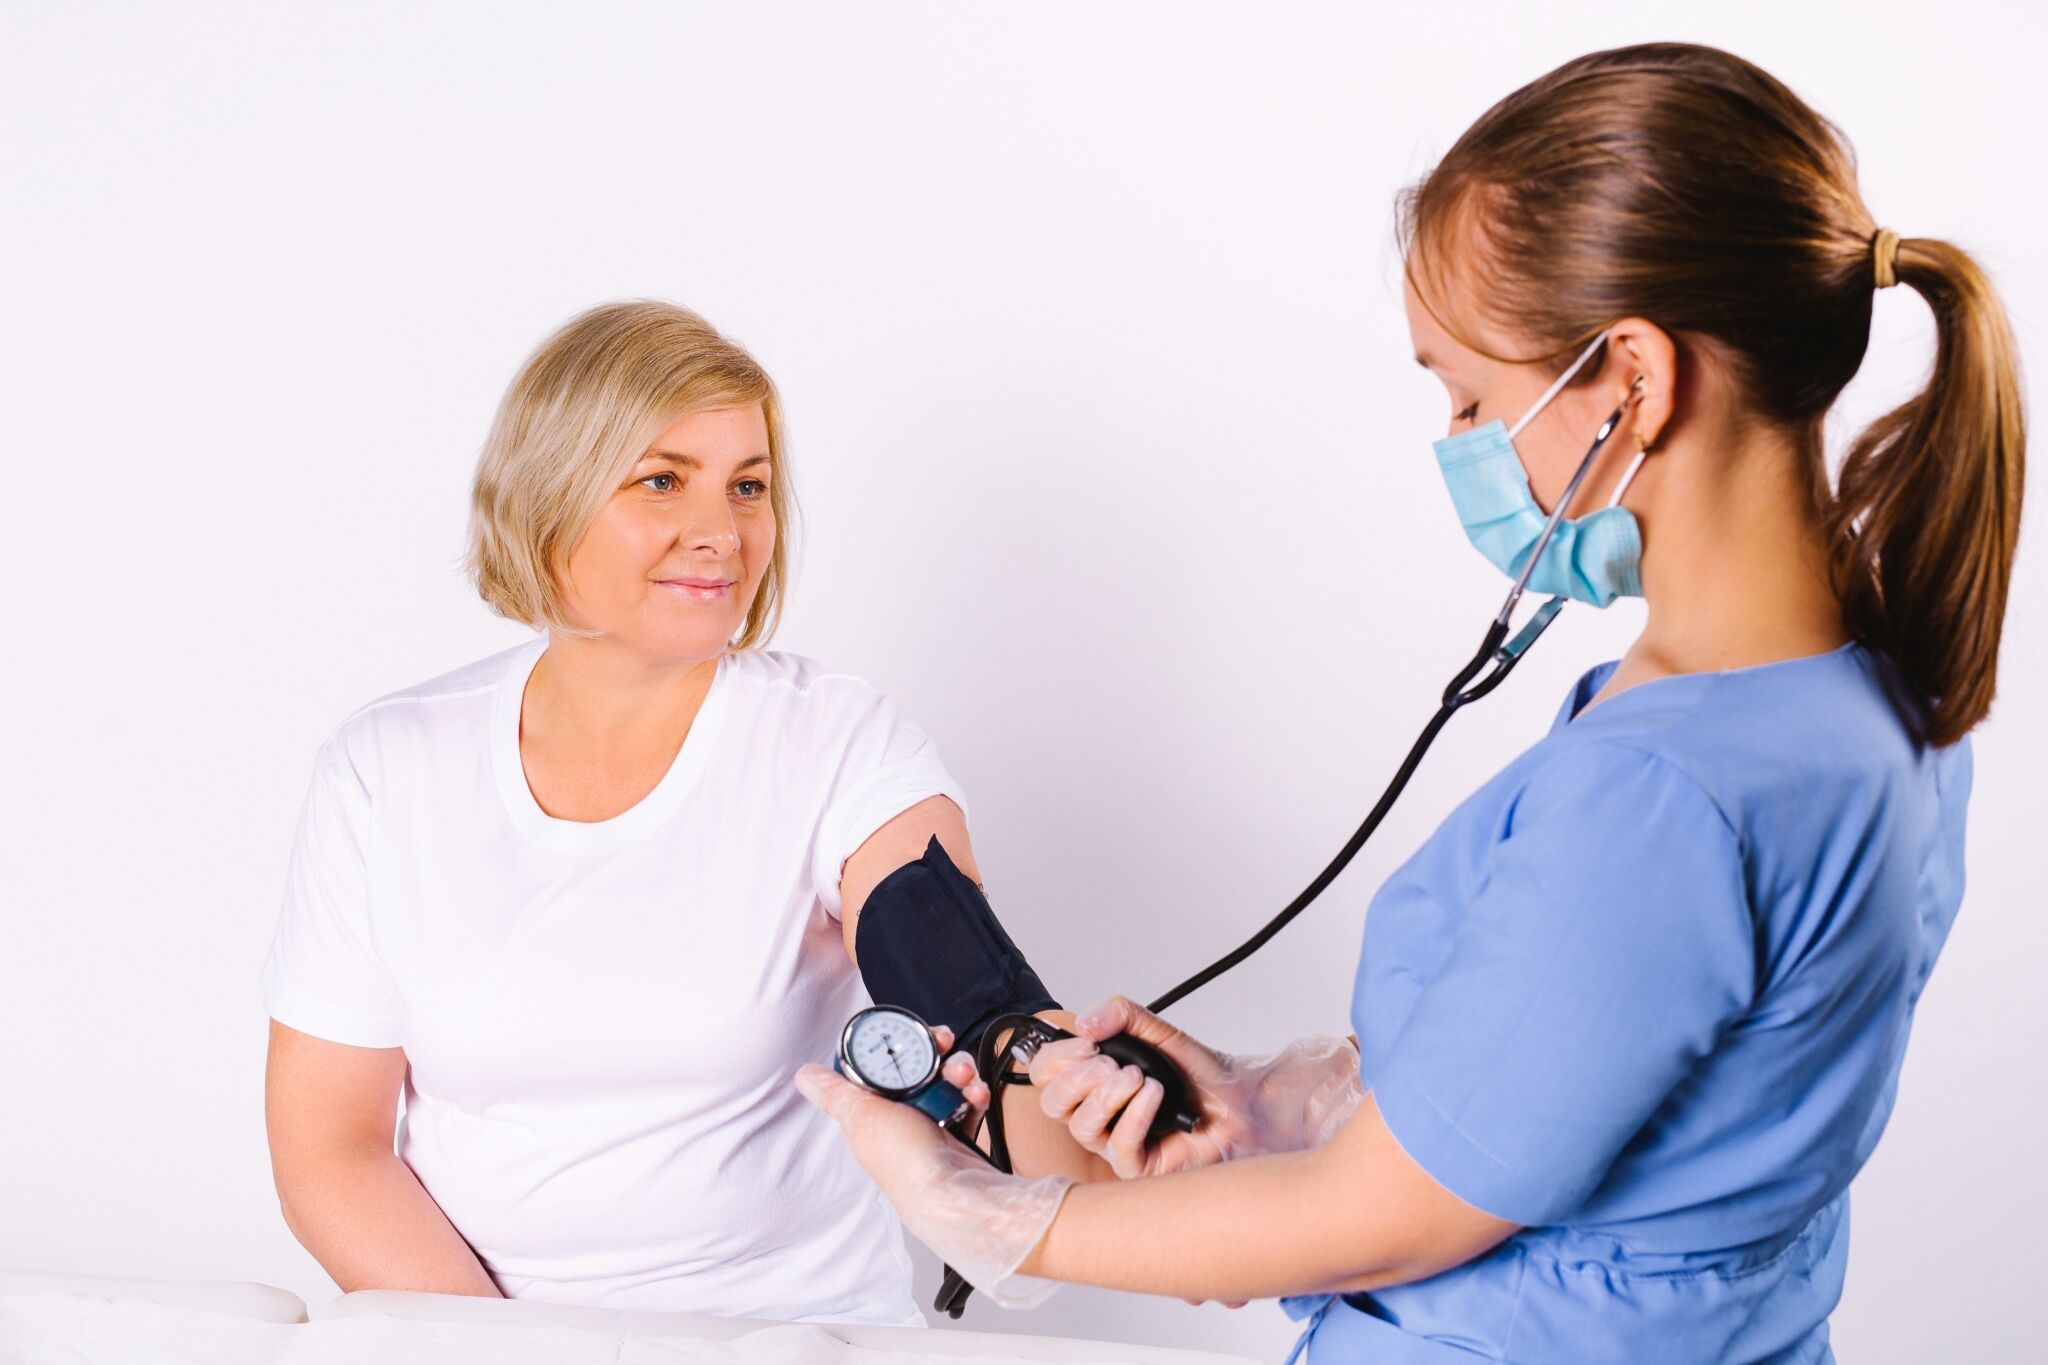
[{"x1": 1431, "y1": 330, "x2": 1650, "y2": 609}]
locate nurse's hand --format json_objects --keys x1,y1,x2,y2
[
  {"x1": 1028, "y1": 996, "x2": 1361, "y2": 1180},
  {"x1": 932, "y1": 1025, "x2": 993, "y2": 1118},
  {"x1": 795, "y1": 1032, "x2": 1074, "y2": 1310},
  {"x1": 1028, "y1": 997, "x2": 1248, "y2": 1178}
]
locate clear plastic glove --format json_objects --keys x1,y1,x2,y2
[
  {"x1": 1028, "y1": 995, "x2": 1362, "y2": 1180},
  {"x1": 795, "y1": 1028, "x2": 1074, "y2": 1309}
]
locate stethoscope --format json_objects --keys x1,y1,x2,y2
[
  {"x1": 1146, "y1": 373, "x2": 1640, "y2": 1013},
  {"x1": 935, "y1": 381, "x2": 1638, "y2": 1317}
]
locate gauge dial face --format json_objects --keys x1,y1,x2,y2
[{"x1": 843, "y1": 1007, "x2": 939, "y2": 1096}]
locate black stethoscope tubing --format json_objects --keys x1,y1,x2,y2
[
  {"x1": 1146, "y1": 396, "x2": 1629, "y2": 1013},
  {"x1": 933, "y1": 398, "x2": 1630, "y2": 1317}
]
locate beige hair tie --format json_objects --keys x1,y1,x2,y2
[{"x1": 1871, "y1": 227, "x2": 1902, "y2": 289}]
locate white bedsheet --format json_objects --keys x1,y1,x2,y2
[
  {"x1": 1, "y1": 1292, "x2": 884, "y2": 1365},
  {"x1": 0, "y1": 1270, "x2": 306, "y2": 1324},
  {"x1": 0, "y1": 1288, "x2": 1260, "y2": 1365}
]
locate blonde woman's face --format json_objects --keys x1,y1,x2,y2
[{"x1": 555, "y1": 403, "x2": 776, "y2": 659}]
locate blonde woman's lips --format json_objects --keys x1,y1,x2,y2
[{"x1": 656, "y1": 577, "x2": 734, "y2": 601}]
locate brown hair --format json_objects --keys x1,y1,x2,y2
[
  {"x1": 465, "y1": 300, "x2": 794, "y2": 650},
  {"x1": 1399, "y1": 42, "x2": 2025, "y2": 746}
]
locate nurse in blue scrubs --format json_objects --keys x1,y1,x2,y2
[{"x1": 795, "y1": 42, "x2": 2027, "y2": 1364}]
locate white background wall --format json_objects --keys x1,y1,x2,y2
[{"x1": 2, "y1": 3, "x2": 2042, "y2": 1361}]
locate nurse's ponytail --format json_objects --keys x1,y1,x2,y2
[
  {"x1": 1830, "y1": 237, "x2": 2025, "y2": 747},
  {"x1": 1399, "y1": 42, "x2": 2026, "y2": 747}
]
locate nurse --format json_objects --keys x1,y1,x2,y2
[{"x1": 794, "y1": 42, "x2": 2025, "y2": 1363}]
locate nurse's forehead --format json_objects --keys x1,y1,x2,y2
[
  {"x1": 1406, "y1": 304, "x2": 1466, "y2": 374},
  {"x1": 1413, "y1": 345, "x2": 1472, "y2": 378},
  {"x1": 1404, "y1": 276, "x2": 1511, "y2": 374}
]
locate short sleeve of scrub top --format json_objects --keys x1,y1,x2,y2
[{"x1": 1371, "y1": 740, "x2": 1755, "y2": 1226}]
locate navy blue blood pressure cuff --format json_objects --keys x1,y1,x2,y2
[{"x1": 854, "y1": 836, "x2": 1059, "y2": 1052}]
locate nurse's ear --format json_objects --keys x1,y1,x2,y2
[{"x1": 1604, "y1": 317, "x2": 1679, "y2": 452}]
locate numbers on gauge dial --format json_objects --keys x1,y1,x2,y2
[{"x1": 849, "y1": 1010, "x2": 937, "y2": 1090}]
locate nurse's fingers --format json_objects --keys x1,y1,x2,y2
[
  {"x1": 1037, "y1": 1053, "x2": 1123, "y2": 1124},
  {"x1": 927, "y1": 1026, "x2": 991, "y2": 1114},
  {"x1": 940, "y1": 1050, "x2": 991, "y2": 1113},
  {"x1": 1102, "y1": 1077, "x2": 1164, "y2": 1177},
  {"x1": 1025, "y1": 1034, "x2": 1100, "y2": 1090},
  {"x1": 1073, "y1": 995, "x2": 1181, "y2": 1051},
  {"x1": 1067, "y1": 1064, "x2": 1148, "y2": 1157}
]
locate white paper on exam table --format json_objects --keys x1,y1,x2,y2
[{"x1": 0, "y1": 1290, "x2": 1233, "y2": 1365}]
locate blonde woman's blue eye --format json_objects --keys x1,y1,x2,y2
[
  {"x1": 641, "y1": 472, "x2": 678, "y2": 492},
  {"x1": 734, "y1": 479, "x2": 767, "y2": 499}
]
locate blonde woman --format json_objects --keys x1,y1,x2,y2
[{"x1": 259, "y1": 301, "x2": 1033, "y2": 1322}]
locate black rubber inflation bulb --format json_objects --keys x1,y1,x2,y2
[{"x1": 1091, "y1": 1031, "x2": 1201, "y2": 1141}]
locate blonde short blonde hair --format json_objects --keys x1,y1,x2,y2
[{"x1": 464, "y1": 299, "x2": 793, "y2": 649}]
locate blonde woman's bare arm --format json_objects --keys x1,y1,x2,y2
[{"x1": 264, "y1": 1019, "x2": 502, "y2": 1296}]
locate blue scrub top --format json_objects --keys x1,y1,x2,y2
[{"x1": 1285, "y1": 642, "x2": 1970, "y2": 1365}]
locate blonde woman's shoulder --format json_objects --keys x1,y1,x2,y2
[
  {"x1": 722, "y1": 647, "x2": 886, "y2": 703},
  {"x1": 321, "y1": 635, "x2": 540, "y2": 758}
]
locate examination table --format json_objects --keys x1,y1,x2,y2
[{"x1": 0, "y1": 1268, "x2": 1262, "y2": 1365}]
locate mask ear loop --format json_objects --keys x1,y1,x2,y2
[
  {"x1": 1604, "y1": 375, "x2": 1653, "y2": 510},
  {"x1": 1606, "y1": 446, "x2": 1651, "y2": 509},
  {"x1": 1495, "y1": 331, "x2": 1621, "y2": 623},
  {"x1": 1507, "y1": 330, "x2": 1611, "y2": 442}
]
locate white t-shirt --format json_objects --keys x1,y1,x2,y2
[{"x1": 259, "y1": 635, "x2": 969, "y2": 1323}]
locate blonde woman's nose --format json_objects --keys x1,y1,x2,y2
[{"x1": 680, "y1": 508, "x2": 741, "y2": 556}]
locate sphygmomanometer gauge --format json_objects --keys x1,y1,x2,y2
[{"x1": 835, "y1": 1004, "x2": 972, "y2": 1126}]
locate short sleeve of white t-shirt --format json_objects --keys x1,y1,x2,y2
[
  {"x1": 256, "y1": 639, "x2": 968, "y2": 1322},
  {"x1": 807, "y1": 684, "x2": 968, "y2": 919},
  {"x1": 261, "y1": 733, "x2": 408, "y2": 1047}
]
